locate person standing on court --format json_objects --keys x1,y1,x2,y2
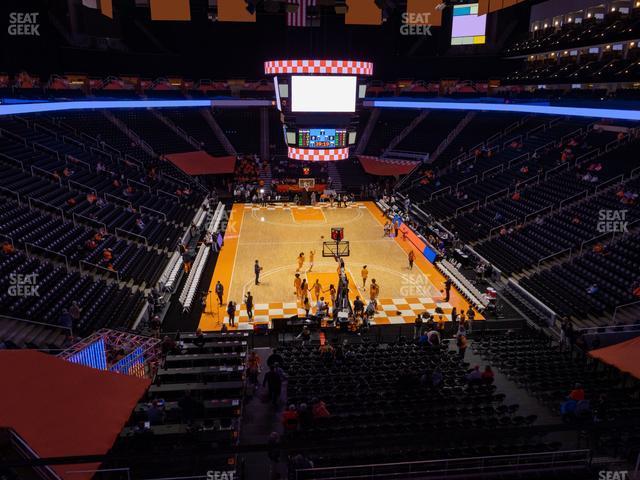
[
  {"x1": 296, "y1": 252, "x2": 305, "y2": 273},
  {"x1": 245, "y1": 291, "x2": 254, "y2": 321},
  {"x1": 308, "y1": 249, "x2": 315, "y2": 272},
  {"x1": 227, "y1": 301, "x2": 236, "y2": 327},
  {"x1": 444, "y1": 278, "x2": 453, "y2": 302},
  {"x1": 408, "y1": 250, "x2": 415, "y2": 270},
  {"x1": 361, "y1": 265, "x2": 369, "y2": 289},
  {"x1": 215, "y1": 281, "x2": 224, "y2": 306},
  {"x1": 369, "y1": 279, "x2": 380, "y2": 303},
  {"x1": 254, "y1": 260, "x2": 263, "y2": 285}
]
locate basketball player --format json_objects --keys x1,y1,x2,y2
[
  {"x1": 300, "y1": 278, "x2": 309, "y2": 299},
  {"x1": 361, "y1": 265, "x2": 369, "y2": 289},
  {"x1": 254, "y1": 260, "x2": 263, "y2": 285},
  {"x1": 408, "y1": 250, "x2": 415, "y2": 270},
  {"x1": 296, "y1": 252, "x2": 305, "y2": 272},
  {"x1": 369, "y1": 278, "x2": 380, "y2": 303},
  {"x1": 325, "y1": 284, "x2": 337, "y2": 311},
  {"x1": 308, "y1": 249, "x2": 315, "y2": 272},
  {"x1": 312, "y1": 278, "x2": 323, "y2": 302},
  {"x1": 294, "y1": 273, "x2": 302, "y2": 300}
]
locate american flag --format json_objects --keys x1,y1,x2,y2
[{"x1": 287, "y1": 0, "x2": 317, "y2": 27}]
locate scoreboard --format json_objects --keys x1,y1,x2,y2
[
  {"x1": 297, "y1": 128, "x2": 347, "y2": 148},
  {"x1": 265, "y1": 59, "x2": 373, "y2": 161}
]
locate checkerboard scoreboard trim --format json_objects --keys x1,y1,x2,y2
[
  {"x1": 288, "y1": 146, "x2": 349, "y2": 161},
  {"x1": 264, "y1": 60, "x2": 374, "y2": 76}
]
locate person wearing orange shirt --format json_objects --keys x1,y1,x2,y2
[
  {"x1": 308, "y1": 250, "x2": 315, "y2": 272},
  {"x1": 408, "y1": 250, "x2": 415, "y2": 270},
  {"x1": 361, "y1": 265, "x2": 368, "y2": 288},
  {"x1": 293, "y1": 273, "x2": 302, "y2": 300},
  {"x1": 296, "y1": 252, "x2": 305, "y2": 272},
  {"x1": 369, "y1": 279, "x2": 380, "y2": 302},
  {"x1": 2, "y1": 241, "x2": 15, "y2": 255},
  {"x1": 102, "y1": 248, "x2": 113, "y2": 262},
  {"x1": 300, "y1": 279, "x2": 309, "y2": 303},
  {"x1": 312, "y1": 279, "x2": 322, "y2": 302}
]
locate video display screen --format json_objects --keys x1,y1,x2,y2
[
  {"x1": 291, "y1": 75, "x2": 357, "y2": 113},
  {"x1": 451, "y1": 3, "x2": 486, "y2": 45}
]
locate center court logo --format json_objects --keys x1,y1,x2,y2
[
  {"x1": 8, "y1": 273, "x2": 40, "y2": 297},
  {"x1": 8, "y1": 12, "x2": 40, "y2": 36}
]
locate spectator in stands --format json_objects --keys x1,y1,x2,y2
[
  {"x1": 135, "y1": 217, "x2": 145, "y2": 231},
  {"x1": 282, "y1": 405, "x2": 299, "y2": 431},
  {"x1": 267, "y1": 349, "x2": 284, "y2": 369},
  {"x1": 466, "y1": 365, "x2": 482, "y2": 384},
  {"x1": 457, "y1": 334, "x2": 468, "y2": 359},
  {"x1": 414, "y1": 314, "x2": 423, "y2": 339},
  {"x1": 102, "y1": 248, "x2": 113, "y2": 263},
  {"x1": 263, "y1": 365, "x2": 283, "y2": 407},
  {"x1": 296, "y1": 325, "x2": 311, "y2": 343},
  {"x1": 146, "y1": 399, "x2": 165, "y2": 425},
  {"x1": 59, "y1": 309, "x2": 73, "y2": 329},
  {"x1": 2, "y1": 241, "x2": 15, "y2": 255},
  {"x1": 161, "y1": 335, "x2": 176, "y2": 355},
  {"x1": 444, "y1": 278, "x2": 453, "y2": 302},
  {"x1": 312, "y1": 398, "x2": 331, "y2": 419},
  {"x1": 267, "y1": 432, "x2": 281, "y2": 480},
  {"x1": 178, "y1": 390, "x2": 200, "y2": 424},
  {"x1": 247, "y1": 351, "x2": 261, "y2": 388},
  {"x1": 193, "y1": 329, "x2": 206, "y2": 349},
  {"x1": 482, "y1": 366, "x2": 495, "y2": 384},
  {"x1": 69, "y1": 301, "x2": 82, "y2": 324},
  {"x1": 353, "y1": 296, "x2": 364, "y2": 316},
  {"x1": 586, "y1": 283, "x2": 599, "y2": 295},
  {"x1": 569, "y1": 383, "x2": 585, "y2": 401}
]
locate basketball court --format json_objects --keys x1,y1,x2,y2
[{"x1": 199, "y1": 201, "x2": 482, "y2": 331}]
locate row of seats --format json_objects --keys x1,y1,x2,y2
[
  {"x1": 0, "y1": 200, "x2": 168, "y2": 285},
  {"x1": 0, "y1": 250, "x2": 144, "y2": 335}
]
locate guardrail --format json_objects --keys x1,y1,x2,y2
[
  {"x1": 0, "y1": 152, "x2": 25, "y2": 170},
  {"x1": 612, "y1": 301, "x2": 640, "y2": 325},
  {"x1": 295, "y1": 449, "x2": 591, "y2": 480},
  {"x1": 429, "y1": 186, "x2": 452, "y2": 201},
  {"x1": 140, "y1": 205, "x2": 167, "y2": 221},
  {"x1": 28, "y1": 196, "x2": 66, "y2": 219},
  {"x1": 72, "y1": 212, "x2": 107, "y2": 231},
  {"x1": 0, "y1": 185, "x2": 21, "y2": 204},
  {"x1": 536, "y1": 247, "x2": 571, "y2": 271},
  {"x1": 595, "y1": 174, "x2": 624, "y2": 193},
  {"x1": 68, "y1": 179, "x2": 96, "y2": 195},
  {"x1": 455, "y1": 200, "x2": 479, "y2": 217},
  {"x1": 524, "y1": 204, "x2": 552, "y2": 224},
  {"x1": 31, "y1": 165, "x2": 61, "y2": 186},
  {"x1": 33, "y1": 142, "x2": 60, "y2": 161},
  {"x1": 544, "y1": 162, "x2": 569, "y2": 181},
  {"x1": 484, "y1": 187, "x2": 510, "y2": 206},
  {"x1": 579, "y1": 231, "x2": 613, "y2": 255},
  {"x1": 481, "y1": 164, "x2": 504, "y2": 181},
  {"x1": 559, "y1": 189, "x2": 588, "y2": 210},
  {"x1": 0, "y1": 314, "x2": 73, "y2": 337},
  {"x1": 455, "y1": 175, "x2": 477, "y2": 192},
  {"x1": 157, "y1": 189, "x2": 179, "y2": 200},
  {"x1": 508, "y1": 278, "x2": 557, "y2": 326},
  {"x1": 25, "y1": 243, "x2": 70, "y2": 271},
  {"x1": 489, "y1": 219, "x2": 517, "y2": 238},
  {"x1": 127, "y1": 178, "x2": 151, "y2": 192},
  {"x1": 115, "y1": 227, "x2": 148, "y2": 246},
  {"x1": 105, "y1": 192, "x2": 132, "y2": 208},
  {"x1": 507, "y1": 152, "x2": 529, "y2": 168},
  {"x1": 631, "y1": 165, "x2": 640, "y2": 179},
  {"x1": 79, "y1": 260, "x2": 120, "y2": 282}
]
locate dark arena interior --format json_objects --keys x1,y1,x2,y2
[{"x1": 1, "y1": 0, "x2": 640, "y2": 479}]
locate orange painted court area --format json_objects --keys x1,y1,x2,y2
[{"x1": 199, "y1": 202, "x2": 482, "y2": 331}]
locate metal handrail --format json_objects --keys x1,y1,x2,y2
[
  {"x1": 612, "y1": 301, "x2": 640, "y2": 324},
  {"x1": 115, "y1": 227, "x2": 148, "y2": 246},
  {"x1": 25, "y1": 243, "x2": 70, "y2": 271},
  {"x1": 537, "y1": 247, "x2": 571, "y2": 271},
  {"x1": 0, "y1": 314, "x2": 72, "y2": 336},
  {"x1": 79, "y1": 260, "x2": 121, "y2": 282},
  {"x1": 455, "y1": 200, "x2": 479, "y2": 217}
]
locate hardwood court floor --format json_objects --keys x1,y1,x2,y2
[{"x1": 199, "y1": 202, "x2": 481, "y2": 331}]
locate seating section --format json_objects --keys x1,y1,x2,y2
[
  {"x1": 280, "y1": 341, "x2": 543, "y2": 474},
  {"x1": 111, "y1": 332, "x2": 247, "y2": 478},
  {"x1": 0, "y1": 200, "x2": 168, "y2": 285},
  {"x1": 364, "y1": 110, "x2": 418, "y2": 155},
  {"x1": 475, "y1": 177, "x2": 640, "y2": 274},
  {"x1": 518, "y1": 232, "x2": 640, "y2": 320},
  {"x1": 162, "y1": 108, "x2": 228, "y2": 156},
  {"x1": 0, "y1": 251, "x2": 144, "y2": 336},
  {"x1": 214, "y1": 108, "x2": 260, "y2": 155},
  {"x1": 111, "y1": 109, "x2": 195, "y2": 154},
  {"x1": 395, "y1": 110, "x2": 466, "y2": 154},
  {"x1": 473, "y1": 331, "x2": 640, "y2": 422}
]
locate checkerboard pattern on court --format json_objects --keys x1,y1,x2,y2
[{"x1": 219, "y1": 297, "x2": 454, "y2": 330}]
